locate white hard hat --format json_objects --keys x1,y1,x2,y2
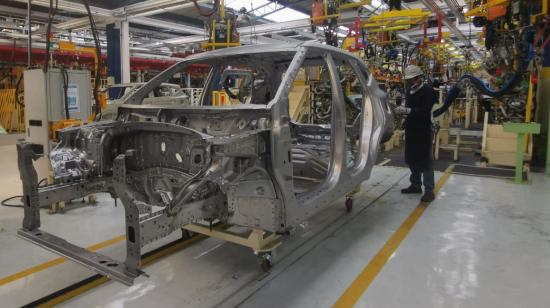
[{"x1": 404, "y1": 65, "x2": 424, "y2": 80}]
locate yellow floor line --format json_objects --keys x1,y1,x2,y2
[
  {"x1": 0, "y1": 235, "x2": 125, "y2": 286},
  {"x1": 36, "y1": 235, "x2": 207, "y2": 308},
  {"x1": 37, "y1": 277, "x2": 111, "y2": 308},
  {"x1": 377, "y1": 159, "x2": 391, "y2": 166},
  {"x1": 333, "y1": 165, "x2": 454, "y2": 308}
]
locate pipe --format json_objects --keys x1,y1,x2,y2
[
  {"x1": 433, "y1": 71, "x2": 525, "y2": 118},
  {"x1": 0, "y1": 45, "x2": 211, "y2": 71}
]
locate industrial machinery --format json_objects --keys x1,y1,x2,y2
[
  {"x1": 16, "y1": 42, "x2": 393, "y2": 285},
  {"x1": 311, "y1": 0, "x2": 372, "y2": 47},
  {"x1": 23, "y1": 68, "x2": 92, "y2": 181},
  {"x1": 196, "y1": 0, "x2": 240, "y2": 50}
]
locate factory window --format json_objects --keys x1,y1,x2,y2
[{"x1": 199, "y1": 62, "x2": 277, "y2": 106}]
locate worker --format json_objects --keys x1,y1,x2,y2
[{"x1": 395, "y1": 65, "x2": 437, "y2": 202}]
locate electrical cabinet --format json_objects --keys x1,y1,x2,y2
[{"x1": 23, "y1": 69, "x2": 92, "y2": 180}]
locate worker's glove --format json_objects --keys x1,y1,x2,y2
[{"x1": 394, "y1": 106, "x2": 411, "y2": 115}]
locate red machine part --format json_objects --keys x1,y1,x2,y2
[
  {"x1": 311, "y1": 0, "x2": 325, "y2": 26},
  {"x1": 347, "y1": 17, "x2": 366, "y2": 52}
]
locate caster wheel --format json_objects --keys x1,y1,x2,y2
[
  {"x1": 345, "y1": 197, "x2": 353, "y2": 213},
  {"x1": 88, "y1": 195, "x2": 97, "y2": 205},
  {"x1": 181, "y1": 229, "x2": 194, "y2": 240},
  {"x1": 480, "y1": 157, "x2": 488, "y2": 167},
  {"x1": 259, "y1": 253, "x2": 273, "y2": 272}
]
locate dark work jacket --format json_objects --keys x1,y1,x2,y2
[{"x1": 404, "y1": 83, "x2": 436, "y2": 170}]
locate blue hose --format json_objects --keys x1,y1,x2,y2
[
  {"x1": 433, "y1": 27, "x2": 536, "y2": 118},
  {"x1": 432, "y1": 72, "x2": 523, "y2": 117}
]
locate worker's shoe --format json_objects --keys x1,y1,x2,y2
[
  {"x1": 421, "y1": 190, "x2": 435, "y2": 202},
  {"x1": 401, "y1": 186, "x2": 422, "y2": 194}
]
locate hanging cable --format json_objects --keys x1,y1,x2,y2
[
  {"x1": 61, "y1": 67, "x2": 70, "y2": 119},
  {"x1": 14, "y1": 73, "x2": 24, "y2": 107},
  {"x1": 43, "y1": 0, "x2": 58, "y2": 73},
  {"x1": 192, "y1": 0, "x2": 220, "y2": 17},
  {"x1": 82, "y1": 0, "x2": 102, "y2": 120}
]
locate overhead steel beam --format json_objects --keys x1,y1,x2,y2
[
  {"x1": 417, "y1": 0, "x2": 482, "y2": 58},
  {"x1": 12, "y1": 0, "x2": 206, "y2": 35},
  {"x1": 266, "y1": 33, "x2": 302, "y2": 43},
  {"x1": 442, "y1": 0, "x2": 466, "y2": 23},
  {"x1": 0, "y1": 4, "x2": 69, "y2": 22},
  {"x1": 56, "y1": 16, "x2": 204, "y2": 35},
  {"x1": 402, "y1": 24, "x2": 482, "y2": 38},
  {"x1": 55, "y1": 0, "x2": 208, "y2": 31},
  {"x1": 257, "y1": 3, "x2": 287, "y2": 18},
  {"x1": 157, "y1": 18, "x2": 313, "y2": 46},
  {"x1": 267, "y1": 0, "x2": 310, "y2": 15},
  {"x1": 238, "y1": 18, "x2": 311, "y2": 36},
  {"x1": 245, "y1": 2, "x2": 276, "y2": 15},
  {"x1": 131, "y1": 17, "x2": 204, "y2": 35},
  {"x1": 113, "y1": 0, "x2": 197, "y2": 17},
  {"x1": 12, "y1": 0, "x2": 110, "y2": 15},
  {"x1": 397, "y1": 33, "x2": 417, "y2": 44}
]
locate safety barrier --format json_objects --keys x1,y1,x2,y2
[{"x1": 0, "y1": 89, "x2": 24, "y2": 133}]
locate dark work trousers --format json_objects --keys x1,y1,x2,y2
[{"x1": 410, "y1": 165, "x2": 435, "y2": 192}]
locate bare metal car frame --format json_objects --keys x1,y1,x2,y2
[{"x1": 17, "y1": 42, "x2": 393, "y2": 285}]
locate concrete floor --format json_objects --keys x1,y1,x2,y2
[{"x1": 0, "y1": 143, "x2": 549, "y2": 307}]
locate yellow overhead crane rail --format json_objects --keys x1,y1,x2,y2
[
  {"x1": 310, "y1": 0, "x2": 371, "y2": 23},
  {"x1": 362, "y1": 9, "x2": 430, "y2": 33},
  {"x1": 465, "y1": 0, "x2": 546, "y2": 23},
  {"x1": 338, "y1": 0, "x2": 372, "y2": 10}
]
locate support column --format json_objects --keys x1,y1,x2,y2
[
  {"x1": 27, "y1": 0, "x2": 32, "y2": 67},
  {"x1": 465, "y1": 86, "x2": 471, "y2": 129},
  {"x1": 538, "y1": 43, "x2": 550, "y2": 176},
  {"x1": 106, "y1": 20, "x2": 130, "y2": 96},
  {"x1": 106, "y1": 23, "x2": 121, "y2": 98},
  {"x1": 120, "y1": 20, "x2": 131, "y2": 83}
]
